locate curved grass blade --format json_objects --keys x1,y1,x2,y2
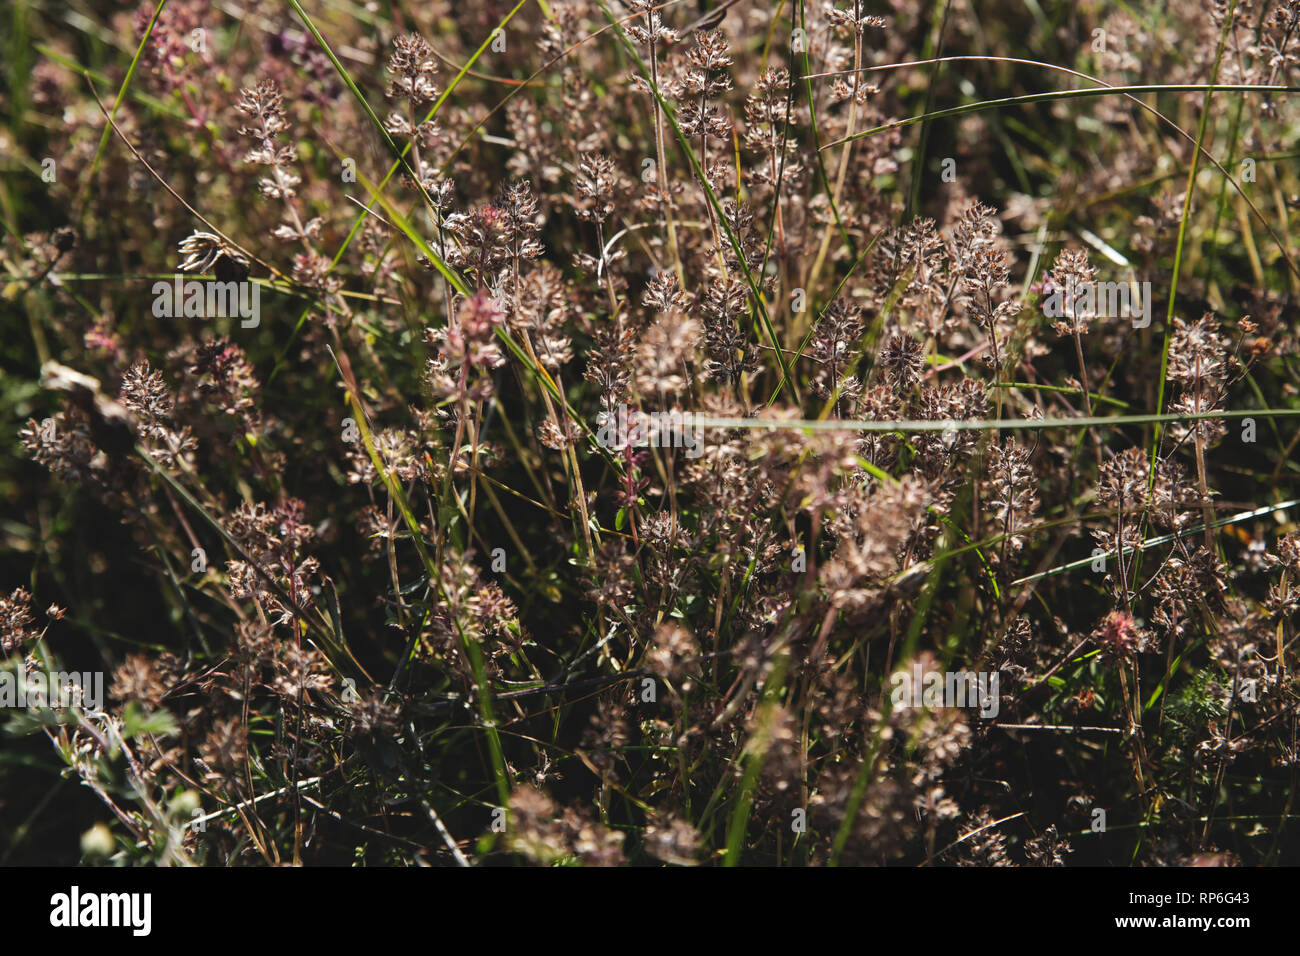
[
  {"x1": 691, "y1": 406, "x2": 1300, "y2": 433},
  {"x1": 77, "y1": 0, "x2": 167, "y2": 215},
  {"x1": 822, "y1": 83, "x2": 1300, "y2": 150},
  {"x1": 1011, "y1": 497, "x2": 1300, "y2": 587}
]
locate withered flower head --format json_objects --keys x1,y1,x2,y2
[
  {"x1": 1091, "y1": 609, "x2": 1145, "y2": 663},
  {"x1": 386, "y1": 33, "x2": 439, "y2": 104},
  {"x1": 1, "y1": 587, "x2": 37, "y2": 653}
]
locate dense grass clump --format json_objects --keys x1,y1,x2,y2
[{"x1": 2, "y1": 0, "x2": 1299, "y2": 866}]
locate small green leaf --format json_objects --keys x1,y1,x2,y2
[{"x1": 121, "y1": 700, "x2": 179, "y2": 740}]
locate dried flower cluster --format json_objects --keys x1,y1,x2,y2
[{"x1": 2, "y1": 0, "x2": 1298, "y2": 869}]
